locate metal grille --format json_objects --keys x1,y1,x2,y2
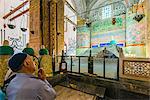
[{"x1": 123, "y1": 60, "x2": 150, "y2": 78}]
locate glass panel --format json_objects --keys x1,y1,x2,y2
[
  {"x1": 55, "y1": 57, "x2": 61, "y2": 72},
  {"x1": 80, "y1": 57, "x2": 88, "y2": 73},
  {"x1": 65, "y1": 57, "x2": 71, "y2": 71},
  {"x1": 105, "y1": 58, "x2": 118, "y2": 79},
  {"x1": 93, "y1": 57, "x2": 104, "y2": 77},
  {"x1": 72, "y1": 57, "x2": 79, "y2": 72}
]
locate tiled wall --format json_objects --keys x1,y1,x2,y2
[{"x1": 146, "y1": 0, "x2": 150, "y2": 58}]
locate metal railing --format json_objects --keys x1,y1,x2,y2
[{"x1": 55, "y1": 56, "x2": 119, "y2": 80}]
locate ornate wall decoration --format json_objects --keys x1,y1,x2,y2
[
  {"x1": 8, "y1": 37, "x2": 24, "y2": 50},
  {"x1": 123, "y1": 60, "x2": 150, "y2": 78}
]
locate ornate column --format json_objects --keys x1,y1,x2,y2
[
  {"x1": 30, "y1": 0, "x2": 64, "y2": 56},
  {"x1": 29, "y1": 0, "x2": 41, "y2": 54},
  {"x1": 56, "y1": 0, "x2": 64, "y2": 56},
  {"x1": 49, "y1": 0, "x2": 57, "y2": 56}
]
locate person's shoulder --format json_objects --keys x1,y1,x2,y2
[
  {"x1": 29, "y1": 77, "x2": 47, "y2": 86},
  {"x1": 29, "y1": 78, "x2": 51, "y2": 91}
]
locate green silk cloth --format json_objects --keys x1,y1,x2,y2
[
  {"x1": 22, "y1": 48, "x2": 35, "y2": 56},
  {"x1": 0, "y1": 46, "x2": 14, "y2": 55},
  {"x1": 39, "y1": 49, "x2": 49, "y2": 55}
]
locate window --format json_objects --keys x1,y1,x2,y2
[{"x1": 102, "y1": 5, "x2": 112, "y2": 19}]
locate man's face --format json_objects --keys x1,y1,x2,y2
[{"x1": 23, "y1": 55, "x2": 36, "y2": 73}]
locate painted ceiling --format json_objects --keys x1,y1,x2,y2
[{"x1": 71, "y1": 0, "x2": 141, "y2": 18}]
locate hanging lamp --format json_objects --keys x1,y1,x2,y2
[
  {"x1": 7, "y1": 9, "x2": 16, "y2": 29},
  {"x1": 3, "y1": 0, "x2": 6, "y2": 29},
  {"x1": 20, "y1": 0, "x2": 28, "y2": 32},
  {"x1": 20, "y1": 15, "x2": 27, "y2": 32},
  {"x1": 133, "y1": 2, "x2": 145, "y2": 22},
  {"x1": 112, "y1": 17, "x2": 116, "y2": 25},
  {"x1": 7, "y1": 24, "x2": 16, "y2": 29}
]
